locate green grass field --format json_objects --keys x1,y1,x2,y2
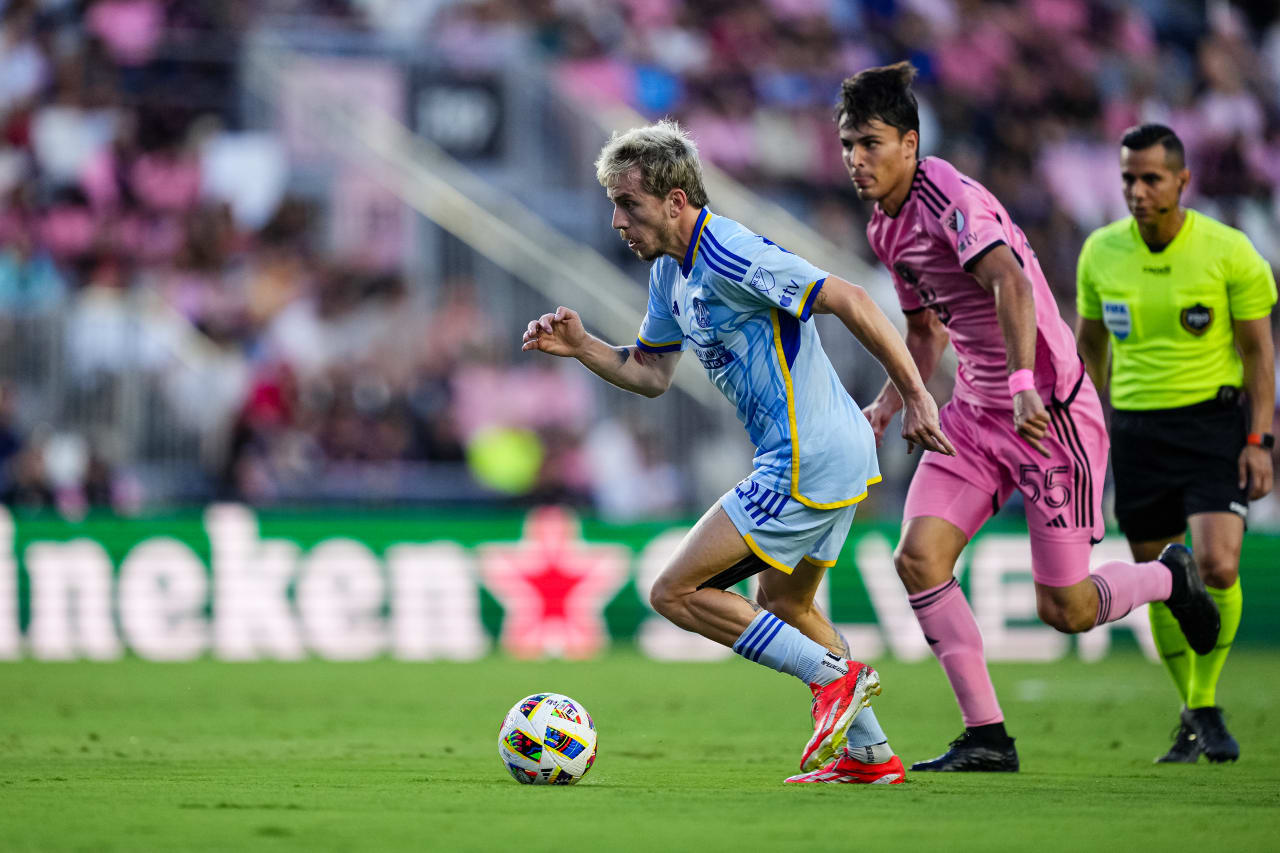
[{"x1": 2, "y1": 652, "x2": 1278, "y2": 852}]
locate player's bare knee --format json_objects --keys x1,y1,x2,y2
[
  {"x1": 892, "y1": 544, "x2": 933, "y2": 589},
  {"x1": 1197, "y1": 553, "x2": 1238, "y2": 589},
  {"x1": 648, "y1": 575, "x2": 684, "y2": 619}
]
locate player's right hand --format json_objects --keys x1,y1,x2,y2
[
  {"x1": 521, "y1": 306, "x2": 586, "y2": 358},
  {"x1": 900, "y1": 393, "x2": 956, "y2": 456}
]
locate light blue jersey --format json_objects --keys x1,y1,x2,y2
[{"x1": 636, "y1": 209, "x2": 880, "y2": 512}]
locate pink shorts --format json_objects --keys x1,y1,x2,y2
[{"x1": 903, "y1": 372, "x2": 1108, "y2": 587}]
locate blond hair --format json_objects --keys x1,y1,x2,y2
[{"x1": 594, "y1": 119, "x2": 709, "y2": 208}]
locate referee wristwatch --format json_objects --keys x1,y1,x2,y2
[{"x1": 1247, "y1": 433, "x2": 1275, "y2": 449}]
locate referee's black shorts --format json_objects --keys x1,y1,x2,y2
[{"x1": 1110, "y1": 388, "x2": 1249, "y2": 542}]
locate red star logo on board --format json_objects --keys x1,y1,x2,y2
[{"x1": 479, "y1": 507, "x2": 628, "y2": 659}]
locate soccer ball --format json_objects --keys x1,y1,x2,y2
[{"x1": 498, "y1": 693, "x2": 597, "y2": 785}]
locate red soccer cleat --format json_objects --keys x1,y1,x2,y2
[
  {"x1": 785, "y1": 752, "x2": 906, "y2": 785},
  {"x1": 799, "y1": 661, "x2": 881, "y2": 772}
]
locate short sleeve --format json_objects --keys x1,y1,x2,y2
[
  {"x1": 1076, "y1": 236, "x2": 1102, "y2": 321},
  {"x1": 1226, "y1": 234, "x2": 1278, "y2": 322},
  {"x1": 635, "y1": 266, "x2": 684, "y2": 353},
  {"x1": 704, "y1": 227, "x2": 829, "y2": 321},
  {"x1": 947, "y1": 187, "x2": 1009, "y2": 272}
]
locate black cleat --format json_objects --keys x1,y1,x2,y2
[
  {"x1": 1183, "y1": 706, "x2": 1239, "y2": 763},
  {"x1": 1158, "y1": 544, "x2": 1220, "y2": 656},
  {"x1": 910, "y1": 730, "x2": 1019, "y2": 772},
  {"x1": 1155, "y1": 720, "x2": 1200, "y2": 764}
]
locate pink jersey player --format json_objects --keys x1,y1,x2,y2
[
  {"x1": 837, "y1": 62, "x2": 1221, "y2": 774},
  {"x1": 867, "y1": 155, "x2": 1106, "y2": 553}
]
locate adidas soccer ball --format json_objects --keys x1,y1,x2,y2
[{"x1": 498, "y1": 693, "x2": 597, "y2": 785}]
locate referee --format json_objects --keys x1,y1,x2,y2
[{"x1": 1076, "y1": 124, "x2": 1276, "y2": 764}]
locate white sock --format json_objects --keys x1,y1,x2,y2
[
  {"x1": 844, "y1": 741, "x2": 894, "y2": 765},
  {"x1": 733, "y1": 612, "x2": 848, "y2": 685}
]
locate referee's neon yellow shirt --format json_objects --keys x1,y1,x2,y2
[{"x1": 1077, "y1": 209, "x2": 1277, "y2": 411}]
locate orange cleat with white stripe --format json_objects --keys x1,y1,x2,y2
[
  {"x1": 785, "y1": 753, "x2": 906, "y2": 785},
  {"x1": 799, "y1": 662, "x2": 881, "y2": 772}
]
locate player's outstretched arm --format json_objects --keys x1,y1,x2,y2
[
  {"x1": 1075, "y1": 317, "x2": 1111, "y2": 397},
  {"x1": 971, "y1": 245, "x2": 1050, "y2": 458},
  {"x1": 522, "y1": 306, "x2": 680, "y2": 398},
  {"x1": 1234, "y1": 315, "x2": 1275, "y2": 499},
  {"x1": 863, "y1": 309, "x2": 950, "y2": 445},
  {"x1": 814, "y1": 277, "x2": 955, "y2": 455}
]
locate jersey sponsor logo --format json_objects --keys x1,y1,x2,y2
[
  {"x1": 894, "y1": 262, "x2": 919, "y2": 285},
  {"x1": 692, "y1": 297, "x2": 712, "y2": 329},
  {"x1": 693, "y1": 340, "x2": 735, "y2": 369},
  {"x1": 779, "y1": 279, "x2": 801, "y2": 308},
  {"x1": 946, "y1": 208, "x2": 965, "y2": 233},
  {"x1": 1143, "y1": 264, "x2": 1172, "y2": 275},
  {"x1": 1180, "y1": 303, "x2": 1213, "y2": 335},
  {"x1": 1102, "y1": 301, "x2": 1131, "y2": 340},
  {"x1": 751, "y1": 267, "x2": 775, "y2": 294}
]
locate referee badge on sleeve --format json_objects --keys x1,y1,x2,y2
[
  {"x1": 1180, "y1": 303, "x2": 1213, "y2": 336},
  {"x1": 1102, "y1": 301, "x2": 1131, "y2": 340}
]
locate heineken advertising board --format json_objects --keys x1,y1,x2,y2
[{"x1": 1, "y1": 504, "x2": 1276, "y2": 662}]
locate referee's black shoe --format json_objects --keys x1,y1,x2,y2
[
  {"x1": 1158, "y1": 544, "x2": 1220, "y2": 656},
  {"x1": 1183, "y1": 706, "x2": 1240, "y2": 763},
  {"x1": 1155, "y1": 720, "x2": 1201, "y2": 764},
  {"x1": 910, "y1": 730, "x2": 1019, "y2": 772}
]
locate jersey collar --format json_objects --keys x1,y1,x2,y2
[
  {"x1": 680, "y1": 207, "x2": 711, "y2": 277},
  {"x1": 1130, "y1": 208, "x2": 1193, "y2": 255}
]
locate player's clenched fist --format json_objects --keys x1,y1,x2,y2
[{"x1": 521, "y1": 306, "x2": 586, "y2": 358}]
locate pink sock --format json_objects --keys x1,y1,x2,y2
[
  {"x1": 909, "y1": 578, "x2": 1003, "y2": 727},
  {"x1": 1090, "y1": 560, "x2": 1171, "y2": 626}
]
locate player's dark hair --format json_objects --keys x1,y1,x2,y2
[
  {"x1": 835, "y1": 61, "x2": 920, "y2": 139},
  {"x1": 1121, "y1": 124, "x2": 1185, "y2": 170}
]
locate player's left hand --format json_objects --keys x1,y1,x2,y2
[
  {"x1": 1239, "y1": 445, "x2": 1273, "y2": 500},
  {"x1": 900, "y1": 392, "x2": 956, "y2": 456},
  {"x1": 1013, "y1": 389, "x2": 1051, "y2": 458}
]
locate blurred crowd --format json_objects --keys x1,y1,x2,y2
[
  {"x1": 0, "y1": 0, "x2": 673, "y2": 516},
  {"x1": 0, "y1": 0, "x2": 1278, "y2": 523}
]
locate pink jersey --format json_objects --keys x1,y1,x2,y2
[{"x1": 866, "y1": 157, "x2": 1081, "y2": 409}]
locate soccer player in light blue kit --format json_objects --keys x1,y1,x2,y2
[{"x1": 523, "y1": 121, "x2": 954, "y2": 784}]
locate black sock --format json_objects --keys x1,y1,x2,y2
[{"x1": 966, "y1": 722, "x2": 1012, "y2": 745}]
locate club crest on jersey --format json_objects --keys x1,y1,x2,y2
[
  {"x1": 946, "y1": 208, "x2": 965, "y2": 233},
  {"x1": 1180, "y1": 303, "x2": 1213, "y2": 336},
  {"x1": 692, "y1": 297, "x2": 712, "y2": 329},
  {"x1": 751, "y1": 267, "x2": 775, "y2": 294},
  {"x1": 1102, "y1": 301, "x2": 1131, "y2": 340}
]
